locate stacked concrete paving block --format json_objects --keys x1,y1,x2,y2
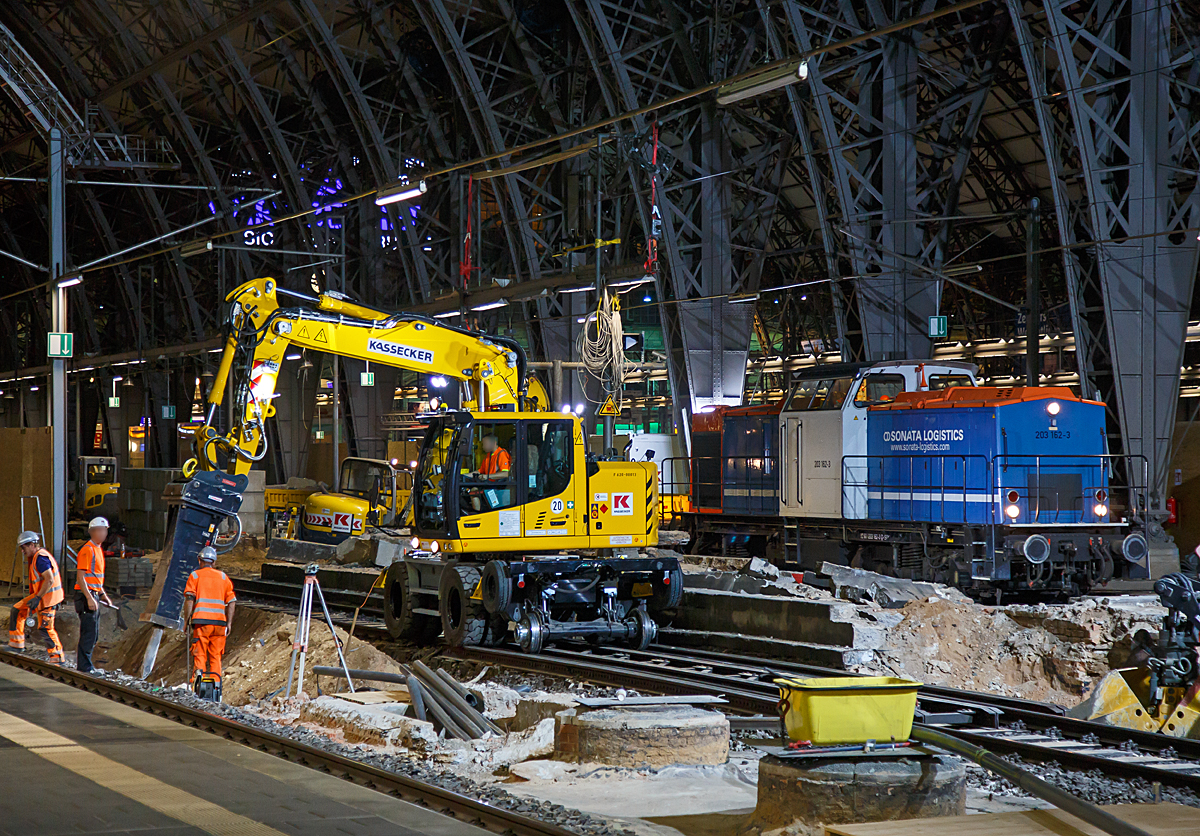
[
  {"x1": 121, "y1": 468, "x2": 183, "y2": 550},
  {"x1": 240, "y1": 470, "x2": 265, "y2": 537}
]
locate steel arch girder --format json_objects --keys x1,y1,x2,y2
[{"x1": 1008, "y1": 0, "x2": 1200, "y2": 510}]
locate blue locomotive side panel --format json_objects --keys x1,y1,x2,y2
[
  {"x1": 866, "y1": 394, "x2": 1109, "y2": 526},
  {"x1": 866, "y1": 407, "x2": 994, "y2": 523},
  {"x1": 722, "y1": 413, "x2": 780, "y2": 515}
]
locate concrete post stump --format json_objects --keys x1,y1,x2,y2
[
  {"x1": 744, "y1": 754, "x2": 966, "y2": 836},
  {"x1": 555, "y1": 705, "x2": 730, "y2": 767}
]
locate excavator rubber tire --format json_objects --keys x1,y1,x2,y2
[
  {"x1": 440, "y1": 564, "x2": 486, "y2": 647},
  {"x1": 647, "y1": 565, "x2": 684, "y2": 617},
  {"x1": 480, "y1": 560, "x2": 512, "y2": 615},
  {"x1": 383, "y1": 560, "x2": 439, "y2": 642}
]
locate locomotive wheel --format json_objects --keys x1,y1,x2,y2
[
  {"x1": 515, "y1": 610, "x2": 547, "y2": 654},
  {"x1": 627, "y1": 608, "x2": 657, "y2": 651}
]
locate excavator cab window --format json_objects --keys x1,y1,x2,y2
[
  {"x1": 459, "y1": 421, "x2": 518, "y2": 514},
  {"x1": 416, "y1": 423, "x2": 459, "y2": 531},
  {"x1": 527, "y1": 420, "x2": 574, "y2": 501}
]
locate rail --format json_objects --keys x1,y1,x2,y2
[{"x1": 0, "y1": 648, "x2": 575, "y2": 836}]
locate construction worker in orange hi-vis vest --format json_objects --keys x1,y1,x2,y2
[
  {"x1": 183, "y1": 546, "x2": 236, "y2": 702},
  {"x1": 74, "y1": 517, "x2": 114, "y2": 674},
  {"x1": 8, "y1": 531, "x2": 64, "y2": 663}
]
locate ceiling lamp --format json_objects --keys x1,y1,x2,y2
[
  {"x1": 716, "y1": 61, "x2": 809, "y2": 106},
  {"x1": 375, "y1": 179, "x2": 427, "y2": 206}
]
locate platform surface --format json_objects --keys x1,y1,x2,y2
[
  {"x1": 0, "y1": 660, "x2": 491, "y2": 836},
  {"x1": 824, "y1": 802, "x2": 1198, "y2": 836}
]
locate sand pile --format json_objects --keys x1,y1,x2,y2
[
  {"x1": 104, "y1": 608, "x2": 403, "y2": 705},
  {"x1": 865, "y1": 596, "x2": 1164, "y2": 705}
]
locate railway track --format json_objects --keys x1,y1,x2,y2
[
  {"x1": 452, "y1": 644, "x2": 1200, "y2": 793},
  {"x1": 0, "y1": 647, "x2": 573, "y2": 836},
  {"x1": 230, "y1": 574, "x2": 1200, "y2": 793}
]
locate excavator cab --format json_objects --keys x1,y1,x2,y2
[
  {"x1": 74, "y1": 456, "x2": 120, "y2": 522},
  {"x1": 297, "y1": 457, "x2": 405, "y2": 544}
]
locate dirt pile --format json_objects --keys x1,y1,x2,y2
[
  {"x1": 864, "y1": 596, "x2": 1165, "y2": 706},
  {"x1": 104, "y1": 608, "x2": 403, "y2": 705}
]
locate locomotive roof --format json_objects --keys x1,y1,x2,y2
[
  {"x1": 869, "y1": 385, "x2": 1100, "y2": 410},
  {"x1": 787, "y1": 359, "x2": 978, "y2": 382}
]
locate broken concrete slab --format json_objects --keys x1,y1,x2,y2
[
  {"x1": 265, "y1": 538, "x2": 339, "y2": 564},
  {"x1": 298, "y1": 694, "x2": 437, "y2": 753},
  {"x1": 470, "y1": 718, "x2": 556, "y2": 769},
  {"x1": 673, "y1": 588, "x2": 888, "y2": 650},
  {"x1": 514, "y1": 692, "x2": 579, "y2": 731},
  {"x1": 821, "y1": 562, "x2": 973, "y2": 608},
  {"x1": 468, "y1": 682, "x2": 522, "y2": 721},
  {"x1": 660, "y1": 628, "x2": 875, "y2": 669}
]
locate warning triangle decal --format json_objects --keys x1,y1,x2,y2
[
  {"x1": 314, "y1": 328, "x2": 328, "y2": 343},
  {"x1": 598, "y1": 395, "x2": 620, "y2": 416},
  {"x1": 297, "y1": 325, "x2": 309, "y2": 339}
]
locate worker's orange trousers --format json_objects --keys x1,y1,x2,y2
[
  {"x1": 190, "y1": 625, "x2": 226, "y2": 680},
  {"x1": 8, "y1": 606, "x2": 63, "y2": 662}
]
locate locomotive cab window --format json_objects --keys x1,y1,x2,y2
[
  {"x1": 817, "y1": 377, "x2": 854, "y2": 410},
  {"x1": 929, "y1": 373, "x2": 975, "y2": 390},
  {"x1": 854, "y1": 374, "x2": 906, "y2": 406}
]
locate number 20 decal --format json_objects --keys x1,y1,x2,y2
[{"x1": 550, "y1": 498, "x2": 565, "y2": 513}]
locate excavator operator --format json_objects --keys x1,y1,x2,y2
[{"x1": 468, "y1": 433, "x2": 511, "y2": 511}]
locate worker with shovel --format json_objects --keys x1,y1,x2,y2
[
  {"x1": 183, "y1": 546, "x2": 236, "y2": 702},
  {"x1": 7, "y1": 531, "x2": 64, "y2": 663}
]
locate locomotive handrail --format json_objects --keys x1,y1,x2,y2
[
  {"x1": 989, "y1": 453, "x2": 1149, "y2": 524},
  {"x1": 656, "y1": 455, "x2": 780, "y2": 521},
  {"x1": 841, "y1": 454, "x2": 992, "y2": 524},
  {"x1": 843, "y1": 452, "x2": 1148, "y2": 527}
]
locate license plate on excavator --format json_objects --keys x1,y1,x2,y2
[{"x1": 631, "y1": 582, "x2": 653, "y2": 598}]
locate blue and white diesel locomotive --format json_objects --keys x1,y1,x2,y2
[{"x1": 679, "y1": 361, "x2": 1150, "y2": 597}]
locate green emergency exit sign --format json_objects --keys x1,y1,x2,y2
[
  {"x1": 47, "y1": 332, "x2": 73, "y2": 358},
  {"x1": 360, "y1": 371, "x2": 375, "y2": 387},
  {"x1": 928, "y1": 315, "x2": 948, "y2": 339}
]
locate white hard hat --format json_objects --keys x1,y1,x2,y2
[
  {"x1": 198, "y1": 546, "x2": 218, "y2": 563},
  {"x1": 89, "y1": 517, "x2": 109, "y2": 529},
  {"x1": 16, "y1": 531, "x2": 39, "y2": 547}
]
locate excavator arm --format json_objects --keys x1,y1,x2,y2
[{"x1": 190, "y1": 277, "x2": 546, "y2": 478}]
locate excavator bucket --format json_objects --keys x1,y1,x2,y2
[{"x1": 1070, "y1": 668, "x2": 1200, "y2": 738}]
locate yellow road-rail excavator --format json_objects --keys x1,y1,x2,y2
[
  {"x1": 185, "y1": 277, "x2": 677, "y2": 652},
  {"x1": 1072, "y1": 572, "x2": 1200, "y2": 737}
]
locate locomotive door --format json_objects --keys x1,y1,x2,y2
[{"x1": 780, "y1": 416, "x2": 803, "y2": 516}]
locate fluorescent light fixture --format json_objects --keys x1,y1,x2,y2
[
  {"x1": 432, "y1": 310, "x2": 460, "y2": 319},
  {"x1": 112, "y1": 375, "x2": 124, "y2": 382},
  {"x1": 728, "y1": 293, "x2": 758, "y2": 304},
  {"x1": 56, "y1": 273, "x2": 83, "y2": 288},
  {"x1": 716, "y1": 61, "x2": 810, "y2": 106},
  {"x1": 470, "y1": 298, "x2": 508, "y2": 311},
  {"x1": 180, "y1": 239, "x2": 213, "y2": 258},
  {"x1": 29, "y1": 385, "x2": 39, "y2": 391},
  {"x1": 609, "y1": 276, "x2": 653, "y2": 289},
  {"x1": 557, "y1": 285, "x2": 593, "y2": 294},
  {"x1": 285, "y1": 352, "x2": 302, "y2": 360},
  {"x1": 943, "y1": 264, "x2": 982, "y2": 276},
  {"x1": 375, "y1": 179, "x2": 427, "y2": 206}
]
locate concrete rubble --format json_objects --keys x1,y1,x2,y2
[{"x1": 670, "y1": 552, "x2": 1171, "y2": 707}]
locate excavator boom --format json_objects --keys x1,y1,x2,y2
[{"x1": 192, "y1": 277, "x2": 545, "y2": 477}]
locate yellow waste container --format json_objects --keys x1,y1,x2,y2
[{"x1": 775, "y1": 676, "x2": 921, "y2": 745}]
